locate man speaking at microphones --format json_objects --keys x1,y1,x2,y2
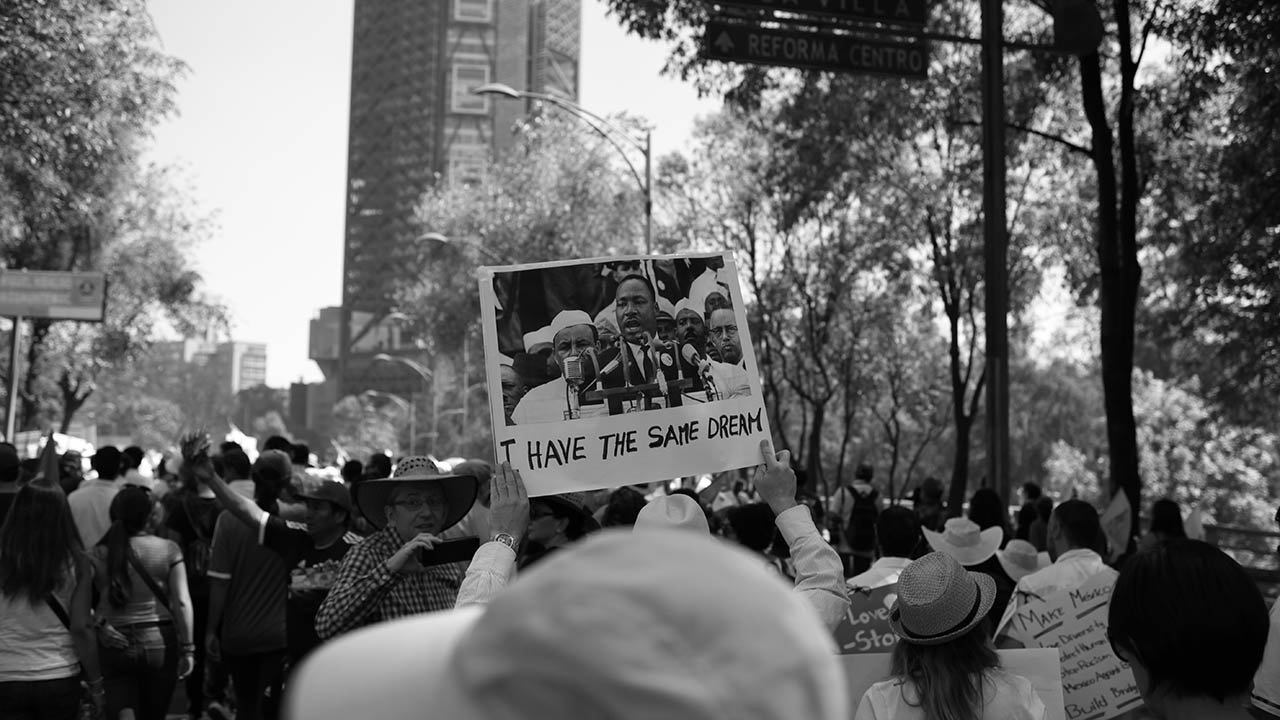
[
  {"x1": 596, "y1": 274, "x2": 683, "y2": 413},
  {"x1": 510, "y1": 311, "x2": 610, "y2": 425}
]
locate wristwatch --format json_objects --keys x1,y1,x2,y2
[{"x1": 491, "y1": 532, "x2": 519, "y2": 554}]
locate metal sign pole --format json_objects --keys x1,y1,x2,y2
[{"x1": 6, "y1": 316, "x2": 22, "y2": 441}]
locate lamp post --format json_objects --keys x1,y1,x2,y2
[
  {"x1": 372, "y1": 353, "x2": 436, "y2": 455},
  {"x1": 474, "y1": 82, "x2": 652, "y2": 254}
]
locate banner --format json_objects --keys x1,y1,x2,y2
[
  {"x1": 1003, "y1": 572, "x2": 1142, "y2": 720},
  {"x1": 833, "y1": 584, "x2": 898, "y2": 654},
  {"x1": 842, "y1": 649, "x2": 1066, "y2": 720},
  {"x1": 478, "y1": 252, "x2": 773, "y2": 496}
]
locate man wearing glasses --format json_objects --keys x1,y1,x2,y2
[{"x1": 315, "y1": 458, "x2": 482, "y2": 638}]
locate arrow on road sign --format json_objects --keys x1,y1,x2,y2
[{"x1": 715, "y1": 32, "x2": 735, "y2": 52}]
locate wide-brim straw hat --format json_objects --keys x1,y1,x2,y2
[
  {"x1": 354, "y1": 456, "x2": 478, "y2": 532},
  {"x1": 922, "y1": 517, "x2": 1003, "y2": 566},
  {"x1": 889, "y1": 551, "x2": 997, "y2": 646},
  {"x1": 997, "y1": 539, "x2": 1044, "y2": 582}
]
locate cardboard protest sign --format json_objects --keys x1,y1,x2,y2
[
  {"x1": 478, "y1": 252, "x2": 772, "y2": 496},
  {"x1": 1003, "y1": 572, "x2": 1142, "y2": 720},
  {"x1": 842, "y1": 649, "x2": 1066, "y2": 720},
  {"x1": 833, "y1": 584, "x2": 898, "y2": 655}
]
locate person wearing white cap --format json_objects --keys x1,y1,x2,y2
[
  {"x1": 286, "y1": 527, "x2": 850, "y2": 720},
  {"x1": 923, "y1": 516, "x2": 1014, "y2": 630},
  {"x1": 510, "y1": 310, "x2": 610, "y2": 425},
  {"x1": 854, "y1": 552, "x2": 1047, "y2": 720},
  {"x1": 995, "y1": 539, "x2": 1045, "y2": 584},
  {"x1": 592, "y1": 307, "x2": 619, "y2": 351}
]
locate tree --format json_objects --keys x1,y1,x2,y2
[{"x1": 330, "y1": 395, "x2": 404, "y2": 463}]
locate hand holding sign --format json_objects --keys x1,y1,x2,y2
[{"x1": 753, "y1": 439, "x2": 797, "y2": 513}]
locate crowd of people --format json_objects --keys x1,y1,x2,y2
[{"x1": 1, "y1": 431, "x2": 1277, "y2": 720}]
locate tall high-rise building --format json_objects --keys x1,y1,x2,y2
[{"x1": 324, "y1": 0, "x2": 581, "y2": 397}]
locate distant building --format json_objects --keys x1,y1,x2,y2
[
  {"x1": 329, "y1": 0, "x2": 582, "y2": 398},
  {"x1": 154, "y1": 337, "x2": 268, "y2": 395}
]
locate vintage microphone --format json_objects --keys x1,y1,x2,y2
[
  {"x1": 681, "y1": 343, "x2": 720, "y2": 401},
  {"x1": 642, "y1": 332, "x2": 668, "y2": 396},
  {"x1": 562, "y1": 353, "x2": 584, "y2": 420}
]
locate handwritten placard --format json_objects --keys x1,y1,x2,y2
[
  {"x1": 478, "y1": 253, "x2": 773, "y2": 496},
  {"x1": 833, "y1": 584, "x2": 898, "y2": 654},
  {"x1": 843, "y1": 649, "x2": 1067, "y2": 720},
  {"x1": 1004, "y1": 572, "x2": 1142, "y2": 720}
]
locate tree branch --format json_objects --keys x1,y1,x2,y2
[{"x1": 953, "y1": 118, "x2": 1092, "y2": 157}]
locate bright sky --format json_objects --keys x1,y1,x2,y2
[{"x1": 145, "y1": 0, "x2": 719, "y2": 388}]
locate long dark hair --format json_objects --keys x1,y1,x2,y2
[
  {"x1": 0, "y1": 482, "x2": 83, "y2": 602},
  {"x1": 889, "y1": 620, "x2": 1000, "y2": 720},
  {"x1": 101, "y1": 486, "x2": 154, "y2": 608},
  {"x1": 1149, "y1": 498, "x2": 1187, "y2": 540}
]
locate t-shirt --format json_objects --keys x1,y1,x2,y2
[
  {"x1": 855, "y1": 668, "x2": 1046, "y2": 720},
  {"x1": 260, "y1": 514, "x2": 360, "y2": 662},
  {"x1": 161, "y1": 491, "x2": 221, "y2": 599},
  {"x1": 208, "y1": 513, "x2": 288, "y2": 656},
  {"x1": 1253, "y1": 598, "x2": 1280, "y2": 717},
  {"x1": 0, "y1": 571, "x2": 78, "y2": 682},
  {"x1": 93, "y1": 535, "x2": 183, "y2": 627}
]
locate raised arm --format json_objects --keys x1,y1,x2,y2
[
  {"x1": 456, "y1": 463, "x2": 529, "y2": 608},
  {"x1": 754, "y1": 439, "x2": 850, "y2": 631},
  {"x1": 180, "y1": 432, "x2": 264, "y2": 530}
]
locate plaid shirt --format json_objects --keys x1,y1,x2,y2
[{"x1": 314, "y1": 525, "x2": 464, "y2": 639}]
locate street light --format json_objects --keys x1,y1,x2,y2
[
  {"x1": 418, "y1": 232, "x2": 506, "y2": 265},
  {"x1": 372, "y1": 353, "x2": 438, "y2": 455},
  {"x1": 474, "y1": 82, "x2": 652, "y2": 254}
]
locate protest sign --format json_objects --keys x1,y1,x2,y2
[
  {"x1": 1003, "y1": 572, "x2": 1142, "y2": 720},
  {"x1": 1099, "y1": 491, "x2": 1131, "y2": 562},
  {"x1": 842, "y1": 649, "x2": 1066, "y2": 720},
  {"x1": 833, "y1": 584, "x2": 898, "y2": 655},
  {"x1": 478, "y1": 252, "x2": 773, "y2": 496}
]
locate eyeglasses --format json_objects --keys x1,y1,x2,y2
[
  {"x1": 708, "y1": 325, "x2": 739, "y2": 339},
  {"x1": 392, "y1": 496, "x2": 444, "y2": 512}
]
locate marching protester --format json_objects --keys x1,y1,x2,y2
[
  {"x1": 996, "y1": 499, "x2": 1116, "y2": 640},
  {"x1": 923, "y1": 516, "x2": 1014, "y2": 629},
  {"x1": 1137, "y1": 497, "x2": 1187, "y2": 552},
  {"x1": 1252, "y1": 505, "x2": 1280, "y2": 719},
  {"x1": 314, "y1": 456, "x2": 479, "y2": 638},
  {"x1": 968, "y1": 487, "x2": 1013, "y2": 550},
  {"x1": 288, "y1": 527, "x2": 849, "y2": 720},
  {"x1": 519, "y1": 492, "x2": 600, "y2": 570},
  {"x1": 92, "y1": 485, "x2": 195, "y2": 720},
  {"x1": 847, "y1": 505, "x2": 921, "y2": 590},
  {"x1": 1109, "y1": 539, "x2": 1268, "y2": 720},
  {"x1": 854, "y1": 552, "x2": 1047, "y2": 720},
  {"x1": 0, "y1": 477, "x2": 105, "y2": 719},
  {"x1": 68, "y1": 445, "x2": 123, "y2": 549},
  {"x1": 1014, "y1": 482, "x2": 1042, "y2": 542},
  {"x1": 831, "y1": 463, "x2": 881, "y2": 576},
  {"x1": 181, "y1": 433, "x2": 362, "y2": 667}
]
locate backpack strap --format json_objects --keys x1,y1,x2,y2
[
  {"x1": 46, "y1": 591, "x2": 72, "y2": 630},
  {"x1": 126, "y1": 544, "x2": 172, "y2": 613}
]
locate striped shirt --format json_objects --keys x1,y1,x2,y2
[{"x1": 314, "y1": 525, "x2": 464, "y2": 639}]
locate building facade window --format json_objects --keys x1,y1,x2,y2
[
  {"x1": 454, "y1": 0, "x2": 492, "y2": 23},
  {"x1": 451, "y1": 58, "x2": 491, "y2": 114}
]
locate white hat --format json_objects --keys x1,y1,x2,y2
[
  {"x1": 673, "y1": 297, "x2": 700, "y2": 319},
  {"x1": 548, "y1": 310, "x2": 594, "y2": 342},
  {"x1": 656, "y1": 297, "x2": 676, "y2": 321},
  {"x1": 285, "y1": 529, "x2": 848, "y2": 720},
  {"x1": 634, "y1": 494, "x2": 709, "y2": 534},
  {"x1": 996, "y1": 539, "x2": 1043, "y2": 581},
  {"x1": 522, "y1": 326, "x2": 552, "y2": 353},
  {"x1": 498, "y1": 354, "x2": 514, "y2": 368},
  {"x1": 593, "y1": 306, "x2": 618, "y2": 332},
  {"x1": 923, "y1": 517, "x2": 1003, "y2": 566}
]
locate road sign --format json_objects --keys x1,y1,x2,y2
[
  {"x1": 705, "y1": 20, "x2": 928, "y2": 78},
  {"x1": 0, "y1": 270, "x2": 106, "y2": 321},
  {"x1": 713, "y1": 0, "x2": 928, "y2": 26}
]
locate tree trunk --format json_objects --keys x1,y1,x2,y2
[
  {"x1": 1080, "y1": 33, "x2": 1142, "y2": 541},
  {"x1": 807, "y1": 400, "x2": 827, "y2": 498}
]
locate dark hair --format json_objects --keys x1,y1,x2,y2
[
  {"x1": 91, "y1": 446, "x2": 122, "y2": 480},
  {"x1": 601, "y1": 487, "x2": 647, "y2": 528},
  {"x1": 1020, "y1": 482, "x2": 1042, "y2": 500},
  {"x1": 919, "y1": 476, "x2": 944, "y2": 503},
  {"x1": 263, "y1": 435, "x2": 293, "y2": 453},
  {"x1": 726, "y1": 503, "x2": 776, "y2": 553},
  {"x1": 0, "y1": 445, "x2": 19, "y2": 484},
  {"x1": 0, "y1": 483, "x2": 82, "y2": 602},
  {"x1": 1149, "y1": 498, "x2": 1186, "y2": 539},
  {"x1": 221, "y1": 448, "x2": 251, "y2": 481},
  {"x1": 219, "y1": 441, "x2": 242, "y2": 455},
  {"x1": 121, "y1": 446, "x2": 145, "y2": 471},
  {"x1": 341, "y1": 460, "x2": 364, "y2": 485},
  {"x1": 101, "y1": 486, "x2": 154, "y2": 608},
  {"x1": 855, "y1": 463, "x2": 874, "y2": 481},
  {"x1": 967, "y1": 488, "x2": 1009, "y2": 537},
  {"x1": 1108, "y1": 540, "x2": 1268, "y2": 703},
  {"x1": 877, "y1": 506, "x2": 922, "y2": 558},
  {"x1": 290, "y1": 443, "x2": 311, "y2": 466},
  {"x1": 1052, "y1": 499, "x2": 1103, "y2": 550},
  {"x1": 365, "y1": 453, "x2": 392, "y2": 480},
  {"x1": 890, "y1": 619, "x2": 999, "y2": 720},
  {"x1": 537, "y1": 498, "x2": 593, "y2": 541},
  {"x1": 615, "y1": 273, "x2": 656, "y2": 303},
  {"x1": 1034, "y1": 496, "x2": 1054, "y2": 522}
]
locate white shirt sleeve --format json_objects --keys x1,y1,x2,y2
[
  {"x1": 454, "y1": 541, "x2": 517, "y2": 609},
  {"x1": 775, "y1": 505, "x2": 849, "y2": 631}
]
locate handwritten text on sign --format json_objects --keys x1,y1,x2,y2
[
  {"x1": 1006, "y1": 572, "x2": 1141, "y2": 720},
  {"x1": 833, "y1": 584, "x2": 898, "y2": 654}
]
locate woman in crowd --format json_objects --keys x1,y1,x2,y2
[
  {"x1": 855, "y1": 551, "x2": 1046, "y2": 720},
  {"x1": 518, "y1": 492, "x2": 599, "y2": 570},
  {"x1": 0, "y1": 480, "x2": 105, "y2": 719},
  {"x1": 967, "y1": 488, "x2": 1012, "y2": 550},
  {"x1": 1108, "y1": 539, "x2": 1268, "y2": 720},
  {"x1": 1138, "y1": 498, "x2": 1187, "y2": 552},
  {"x1": 93, "y1": 486, "x2": 195, "y2": 720}
]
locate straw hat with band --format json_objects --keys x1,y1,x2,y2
[
  {"x1": 354, "y1": 456, "x2": 478, "y2": 532},
  {"x1": 890, "y1": 551, "x2": 997, "y2": 646},
  {"x1": 996, "y1": 539, "x2": 1044, "y2": 582},
  {"x1": 922, "y1": 517, "x2": 1003, "y2": 566}
]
